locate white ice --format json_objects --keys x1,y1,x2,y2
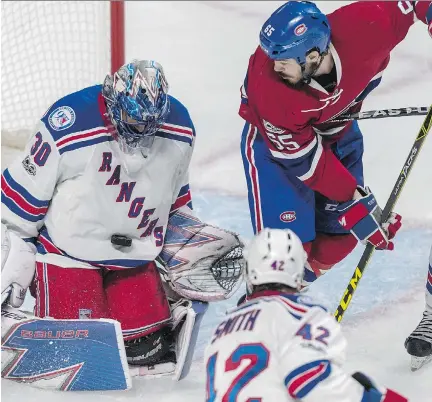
[{"x1": 1, "y1": 1, "x2": 432, "y2": 401}]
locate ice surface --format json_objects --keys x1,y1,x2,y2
[{"x1": 1, "y1": 1, "x2": 432, "y2": 401}]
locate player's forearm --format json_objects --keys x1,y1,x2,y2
[
  {"x1": 279, "y1": 146, "x2": 357, "y2": 202},
  {"x1": 301, "y1": 148, "x2": 357, "y2": 202}
]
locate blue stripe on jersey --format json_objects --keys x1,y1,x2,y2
[
  {"x1": 155, "y1": 132, "x2": 193, "y2": 146},
  {"x1": 284, "y1": 359, "x2": 331, "y2": 399},
  {"x1": 3, "y1": 169, "x2": 50, "y2": 208},
  {"x1": 178, "y1": 184, "x2": 190, "y2": 198},
  {"x1": 165, "y1": 95, "x2": 196, "y2": 134},
  {"x1": 1, "y1": 192, "x2": 45, "y2": 222},
  {"x1": 37, "y1": 227, "x2": 150, "y2": 269},
  {"x1": 58, "y1": 135, "x2": 113, "y2": 155},
  {"x1": 355, "y1": 76, "x2": 382, "y2": 103},
  {"x1": 278, "y1": 306, "x2": 302, "y2": 320}
]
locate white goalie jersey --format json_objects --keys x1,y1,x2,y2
[
  {"x1": 204, "y1": 291, "x2": 378, "y2": 402},
  {"x1": 1, "y1": 85, "x2": 195, "y2": 270}
]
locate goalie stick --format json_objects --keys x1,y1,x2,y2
[{"x1": 334, "y1": 105, "x2": 432, "y2": 323}]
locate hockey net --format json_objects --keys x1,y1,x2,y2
[{"x1": 1, "y1": 1, "x2": 124, "y2": 151}]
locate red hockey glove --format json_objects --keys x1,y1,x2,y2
[{"x1": 337, "y1": 186, "x2": 402, "y2": 250}]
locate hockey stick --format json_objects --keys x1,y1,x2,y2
[
  {"x1": 334, "y1": 105, "x2": 432, "y2": 323},
  {"x1": 331, "y1": 106, "x2": 428, "y2": 123}
]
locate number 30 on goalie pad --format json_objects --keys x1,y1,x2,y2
[{"x1": 1, "y1": 307, "x2": 131, "y2": 391}]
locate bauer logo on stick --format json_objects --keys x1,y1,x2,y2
[{"x1": 48, "y1": 106, "x2": 76, "y2": 131}]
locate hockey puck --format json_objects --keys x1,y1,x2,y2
[{"x1": 111, "y1": 234, "x2": 132, "y2": 247}]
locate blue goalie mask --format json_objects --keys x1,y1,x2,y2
[{"x1": 102, "y1": 60, "x2": 170, "y2": 154}]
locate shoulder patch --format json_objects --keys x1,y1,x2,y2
[{"x1": 48, "y1": 106, "x2": 76, "y2": 131}]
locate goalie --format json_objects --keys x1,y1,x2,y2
[{"x1": 1, "y1": 60, "x2": 244, "y2": 388}]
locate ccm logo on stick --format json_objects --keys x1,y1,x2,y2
[{"x1": 280, "y1": 211, "x2": 296, "y2": 223}]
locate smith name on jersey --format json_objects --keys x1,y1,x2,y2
[
  {"x1": 205, "y1": 291, "x2": 382, "y2": 401},
  {"x1": 1, "y1": 85, "x2": 195, "y2": 270}
]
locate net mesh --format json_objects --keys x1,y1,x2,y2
[{"x1": 1, "y1": 1, "x2": 112, "y2": 149}]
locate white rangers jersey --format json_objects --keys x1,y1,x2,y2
[
  {"x1": 204, "y1": 290, "x2": 373, "y2": 401},
  {"x1": 1, "y1": 85, "x2": 195, "y2": 270}
]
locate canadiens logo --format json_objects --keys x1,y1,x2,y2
[
  {"x1": 294, "y1": 23, "x2": 307, "y2": 36},
  {"x1": 48, "y1": 106, "x2": 76, "y2": 131},
  {"x1": 280, "y1": 211, "x2": 296, "y2": 223},
  {"x1": 263, "y1": 119, "x2": 285, "y2": 134}
]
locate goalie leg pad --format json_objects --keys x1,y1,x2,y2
[
  {"x1": 127, "y1": 299, "x2": 208, "y2": 381},
  {"x1": 172, "y1": 299, "x2": 208, "y2": 380},
  {"x1": 1, "y1": 305, "x2": 131, "y2": 391}
]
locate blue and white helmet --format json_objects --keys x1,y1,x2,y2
[
  {"x1": 260, "y1": 1, "x2": 331, "y2": 65},
  {"x1": 102, "y1": 60, "x2": 170, "y2": 154}
]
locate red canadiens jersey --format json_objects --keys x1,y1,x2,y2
[{"x1": 239, "y1": 1, "x2": 431, "y2": 202}]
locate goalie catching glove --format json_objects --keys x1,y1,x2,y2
[
  {"x1": 337, "y1": 186, "x2": 402, "y2": 250},
  {"x1": 156, "y1": 209, "x2": 245, "y2": 302}
]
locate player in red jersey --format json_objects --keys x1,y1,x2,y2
[{"x1": 239, "y1": 1, "x2": 431, "y2": 285}]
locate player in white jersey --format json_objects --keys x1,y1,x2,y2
[
  {"x1": 405, "y1": 244, "x2": 432, "y2": 371},
  {"x1": 1, "y1": 59, "x2": 244, "y2": 371},
  {"x1": 204, "y1": 228, "x2": 406, "y2": 401}
]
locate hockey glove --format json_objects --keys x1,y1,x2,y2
[
  {"x1": 336, "y1": 186, "x2": 402, "y2": 250},
  {"x1": 351, "y1": 372, "x2": 407, "y2": 402}
]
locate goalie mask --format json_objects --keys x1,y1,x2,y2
[
  {"x1": 245, "y1": 228, "x2": 307, "y2": 292},
  {"x1": 102, "y1": 59, "x2": 170, "y2": 155}
]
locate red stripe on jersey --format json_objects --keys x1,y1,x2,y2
[
  {"x1": 160, "y1": 123, "x2": 193, "y2": 136},
  {"x1": 287, "y1": 362, "x2": 327, "y2": 397},
  {"x1": 245, "y1": 125, "x2": 263, "y2": 232},
  {"x1": 170, "y1": 190, "x2": 192, "y2": 212},
  {"x1": 38, "y1": 234, "x2": 64, "y2": 255},
  {"x1": 1, "y1": 176, "x2": 48, "y2": 216},
  {"x1": 56, "y1": 128, "x2": 110, "y2": 147},
  {"x1": 279, "y1": 297, "x2": 308, "y2": 313}
]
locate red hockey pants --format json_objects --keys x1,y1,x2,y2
[{"x1": 30, "y1": 261, "x2": 171, "y2": 341}]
